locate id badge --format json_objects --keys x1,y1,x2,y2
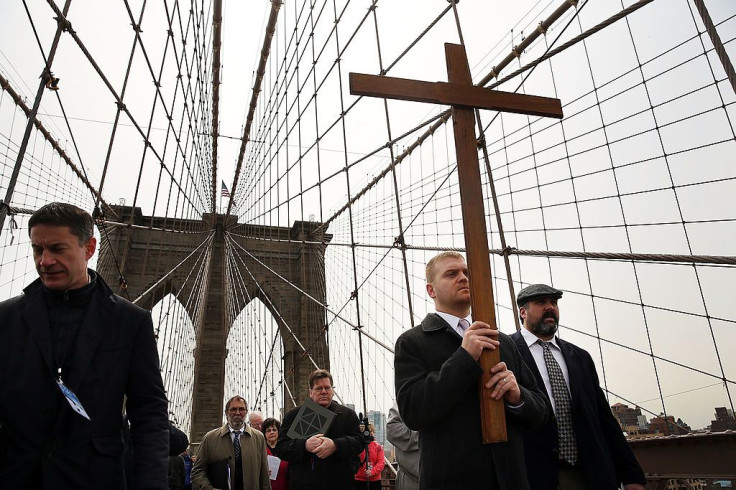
[{"x1": 55, "y1": 378, "x2": 91, "y2": 420}]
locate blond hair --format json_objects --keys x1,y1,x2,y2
[{"x1": 425, "y1": 251, "x2": 465, "y2": 283}]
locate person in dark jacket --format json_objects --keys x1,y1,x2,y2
[
  {"x1": 277, "y1": 369, "x2": 363, "y2": 490},
  {"x1": 0, "y1": 202, "x2": 169, "y2": 489},
  {"x1": 168, "y1": 422, "x2": 189, "y2": 490},
  {"x1": 510, "y1": 284, "x2": 646, "y2": 490},
  {"x1": 182, "y1": 451, "x2": 193, "y2": 490},
  {"x1": 394, "y1": 252, "x2": 549, "y2": 490}
]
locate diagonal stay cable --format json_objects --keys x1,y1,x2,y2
[
  {"x1": 226, "y1": 0, "x2": 283, "y2": 216},
  {"x1": 227, "y1": 235, "x2": 395, "y2": 353},
  {"x1": 225, "y1": 234, "x2": 315, "y2": 406},
  {"x1": 131, "y1": 231, "x2": 215, "y2": 306},
  {"x1": 0, "y1": 73, "x2": 114, "y2": 216},
  {"x1": 224, "y1": 240, "x2": 294, "y2": 409},
  {"x1": 42, "y1": 0, "x2": 203, "y2": 214},
  {"x1": 0, "y1": 0, "x2": 72, "y2": 232}
]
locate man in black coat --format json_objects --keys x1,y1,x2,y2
[
  {"x1": 394, "y1": 252, "x2": 549, "y2": 490},
  {"x1": 277, "y1": 369, "x2": 364, "y2": 490},
  {"x1": 510, "y1": 283, "x2": 646, "y2": 490},
  {"x1": 0, "y1": 202, "x2": 169, "y2": 489}
]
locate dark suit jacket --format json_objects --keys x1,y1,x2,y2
[
  {"x1": 277, "y1": 400, "x2": 363, "y2": 490},
  {"x1": 510, "y1": 331, "x2": 646, "y2": 489},
  {"x1": 0, "y1": 272, "x2": 169, "y2": 490},
  {"x1": 395, "y1": 313, "x2": 549, "y2": 490}
]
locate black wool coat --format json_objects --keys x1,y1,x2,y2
[
  {"x1": 276, "y1": 400, "x2": 364, "y2": 490},
  {"x1": 0, "y1": 273, "x2": 169, "y2": 490},
  {"x1": 510, "y1": 331, "x2": 646, "y2": 490},
  {"x1": 395, "y1": 313, "x2": 549, "y2": 490}
]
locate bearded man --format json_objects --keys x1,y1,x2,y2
[
  {"x1": 510, "y1": 284, "x2": 646, "y2": 490},
  {"x1": 191, "y1": 396, "x2": 270, "y2": 490}
]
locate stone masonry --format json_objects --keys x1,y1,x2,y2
[{"x1": 97, "y1": 205, "x2": 331, "y2": 444}]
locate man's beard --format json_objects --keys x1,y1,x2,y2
[{"x1": 529, "y1": 311, "x2": 559, "y2": 337}]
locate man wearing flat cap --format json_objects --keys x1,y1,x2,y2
[{"x1": 510, "y1": 284, "x2": 646, "y2": 490}]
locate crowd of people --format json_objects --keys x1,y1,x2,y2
[
  {"x1": 189, "y1": 369, "x2": 385, "y2": 490},
  {"x1": 0, "y1": 201, "x2": 648, "y2": 490}
]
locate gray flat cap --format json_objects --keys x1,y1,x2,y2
[{"x1": 516, "y1": 284, "x2": 563, "y2": 306}]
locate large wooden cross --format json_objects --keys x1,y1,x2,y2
[{"x1": 350, "y1": 43, "x2": 563, "y2": 443}]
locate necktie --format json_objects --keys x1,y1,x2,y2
[
  {"x1": 232, "y1": 431, "x2": 242, "y2": 463},
  {"x1": 538, "y1": 340, "x2": 578, "y2": 464},
  {"x1": 458, "y1": 318, "x2": 470, "y2": 334}
]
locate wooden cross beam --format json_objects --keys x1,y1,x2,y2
[{"x1": 350, "y1": 43, "x2": 563, "y2": 444}]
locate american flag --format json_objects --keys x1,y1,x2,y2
[{"x1": 221, "y1": 181, "x2": 230, "y2": 198}]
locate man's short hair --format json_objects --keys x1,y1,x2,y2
[
  {"x1": 425, "y1": 251, "x2": 464, "y2": 283},
  {"x1": 308, "y1": 369, "x2": 333, "y2": 389},
  {"x1": 28, "y1": 202, "x2": 94, "y2": 245},
  {"x1": 225, "y1": 395, "x2": 247, "y2": 412}
]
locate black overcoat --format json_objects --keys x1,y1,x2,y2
[
  {"x1": 276, "y1": 400, "x2": 363, "y2": 490},
  {"x1": 0, "y1": 273, "x2": 169, "y2": 489},
  {"x1": 510, "y1": 331, "x2": 646, "y2": 489},
  {"x1": 395, "y1": 313, "x2": 549, "y2": 490}
]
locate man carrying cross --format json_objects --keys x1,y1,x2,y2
[
  {"x1": 354, "y1": 42, "x2": 563, "y2": 488},
  {"x1": 394, "y1": 252, "x2": 548, "y2": 489}
]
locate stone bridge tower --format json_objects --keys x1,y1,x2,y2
[{"x1": 96, "y1": 205, "x2": 331, "y2": 443}]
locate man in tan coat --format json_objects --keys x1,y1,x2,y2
[{"x1": 192, "y1": 396, "x2": 270, "y2": 490}]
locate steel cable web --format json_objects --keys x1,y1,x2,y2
[
  {"x1": 0, "y1": 0, "x2": 219, "y2": 433},
  {"x1": 1, "y1": 0, "x2": 736, "y2": 441},
  {"x1": 226, "y1": 0, "x2": 736, "y2": 436}
]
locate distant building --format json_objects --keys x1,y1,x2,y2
[
  {"x1": 367, "y1": 410, "x2": 387, "y2": 447},
  {"x1": 611, "y1": 403, "x2": 647, "y2": 430},
  {"x1": 649, "y1": 413, "x2": 689, "y2": 435},
  {"x1": 710, "y1": 407, "x2": 736, "y2": 432},
  {"x1": 675, "y1": 418, "x2": 691, "y2": 433}
]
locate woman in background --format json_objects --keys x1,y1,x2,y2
[
  {"x1": 354, "y1": 423, "x2": 385, "y2": 490},
  {"x1": 262, "y1": 417, "x2": 289, "y2": 490}
]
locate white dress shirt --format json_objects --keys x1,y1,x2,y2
[
  {"x1": 435, "y1": 311, "x2": 472, "y2": 337},
  {"x1": 519, "y1": 327, "x2": 571, "y2": 415},
  {"x1": 228, "y1": 425, "x2": 244, "y2": 442}
]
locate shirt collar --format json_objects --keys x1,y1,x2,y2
[
  {"x1": 520, "y1": 326, "x2": 561, "y2": 350},
  {"x1": 435, "y1": 311, "x2": 471, "y2": 331}
]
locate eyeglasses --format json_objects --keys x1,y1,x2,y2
[
  {"x1": 228, "y1": 407, "x2": 247, "y2": 413},
  {"x1": 265, "y1": 426, "x2": 279, "y2": 432},
  {"x1": 311, "y1": 386, "x2": 333, "y2": 393}
]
